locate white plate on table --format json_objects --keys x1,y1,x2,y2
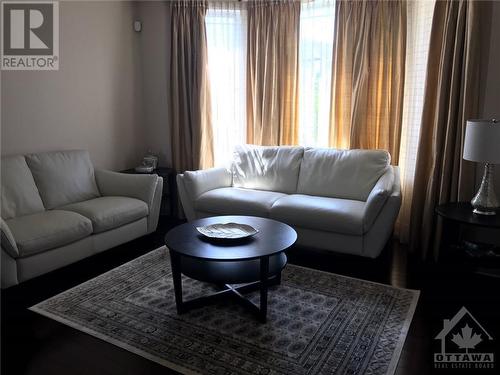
[{"x1": 196, "y1": 223, "x2": 259, "y2": 240}]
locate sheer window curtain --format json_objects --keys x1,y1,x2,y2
[
  {"x1": 396, "y1": 0, "x2": 435, "y2": 242},
  {"x1": 205, "y1": 2, "x2": 247, "y2": 167},
  {"x1": 298, "y1": 0, "x2": 336, "y2": 147}
]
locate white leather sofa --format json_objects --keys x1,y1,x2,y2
[
  {"x1": 177, "y1": 145, "x2": 401, "y2": 258},
  {"x1": 1, "y1": 150, "x2": 163, "y2": 288}
]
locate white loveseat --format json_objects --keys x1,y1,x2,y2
[
  {"x1": 177, "y1": 145, "x2": 401, "y2": 258},
  {"x1": 1, "y1": 150, "x2": 163, "y2": 288}
]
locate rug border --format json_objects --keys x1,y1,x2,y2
[
  {"x1": 30, "y1": 247, "x2": 170, "y2": 308},
  {"x1": 289, "y1": 262, "x2": 421, "y2": 294},
  {"x1": 30, "y1": 247, "x2": 201, "y2": 374},
  {"x1": 385, "y1": 289, "x2": 420, "y2": 375},
  {"x1": 28, "y1": 305, "x2": 200, "y2": 375},
  {"x1": 29, "y1": 246, "x2": 421, "y2": 375},
  {"x1": 289, "y1": 263, "x2": 421, "y2": 375}
]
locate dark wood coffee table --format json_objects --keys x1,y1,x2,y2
[{"x1": 164, "y1": 215, "x2": 297, "y2": 323}]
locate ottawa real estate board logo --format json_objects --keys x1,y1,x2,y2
[
  {"x1": 434, "y1": 306, "x2": 495, "y2": 370},
  {"x1": 1, "y1": 1, "x2": 59, "y2": 70}
]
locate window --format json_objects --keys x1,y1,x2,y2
[
  {"x1": 206, "y1": 1, "x2": 336, "y2": 158},
  {"x1": 298, "y1": 0, "x2": 336, "y2": 147},
  {"x1": 205, "y1": 7, "x2": 247, "y2": 167}
]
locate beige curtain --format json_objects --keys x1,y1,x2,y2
[
  {"x1": 409, "y1": 0, "x2": 481, "y2": 260},
  {"x1": 329, "y1": 0, "x2": 406, "y2": 164},
  {"x1": 246, "y1": 0, "x2": 301, "y2": 146},
  {"x1": 169, "y1": 1, "x2": 214, "y2": 172}
]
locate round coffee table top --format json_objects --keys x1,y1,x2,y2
[{"x1": 165, "y1": 215, "x2": 297, "y2": 261}]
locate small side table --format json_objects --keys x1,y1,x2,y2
[
  {"x1": 122, "y1": 167, "x2": 177, "y2": 218},
  {"x1": 436, "y1": 202, "x2": 500, "y2": 276}
]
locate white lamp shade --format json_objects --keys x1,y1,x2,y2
[{"x1": 463, "y1": 120, "x2": 500, "y2": 163}]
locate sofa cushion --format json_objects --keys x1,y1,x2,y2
[
  {"x1": 25, "y1": 150, "x2": 100, "y2": 209},
  {"x1": 6, "y1": 210, "x2": 93, "y2": 257},
  {"x1": 60, "y1": 196, "x2": 148, "y2": 234},
  {"x1": 196, "y1": 187, "x2": 286, "y2": 217},
  {"x1": 232, "y1": 145, "x2": 304, "y2": 194},
  {"x1": 270, "y1": 194, "x2": 366, "y2": 235},
  {"x1": 1, "y1": 155, "x2": 45, "y2": 220},
  {"x1": 297, "y1": 148, "x2": 390, "y2": 201}
]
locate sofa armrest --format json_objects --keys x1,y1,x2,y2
[
  {"x1": 1, "y1": 248, "x2": 18, "y2": 288},
  {"x1": 1, "y1": 219, "x2": 20, "y2": 288},
  {"x1": 363, "y1": 167, "x2": 396, "y2": 232},
  {"x1": 95, "y1": 170, "x2": 163, "y2": 233},
  {"x1": 177, "y1": 167, "x2": 232, "y2": 221},
  {"x1": 389, "y1": 166, "x2": 402, "y2": 200},
  {"x1": 1, "y1": 218, "x2": 18, "y2": 258},
  {"x1": 183, "y1": 167, "x2": 232, "y2": 198}
]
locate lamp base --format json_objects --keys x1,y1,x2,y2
[
  {"x1": 472, "y1": 208, "x2": 497, "y2": 216},
  {"x1": 471, "y1": 163, "x2": 499, "y2": 215}
]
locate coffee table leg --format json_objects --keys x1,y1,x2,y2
[
  {"x1": 259, "y1": 256, "x2": 269, "y2": 323},
  {"x1": 275, "y1": 272, "x2": 282, "y2": 285},
  {"x1": 169, "y1": 250, "x2": 183, "y2": 314}
]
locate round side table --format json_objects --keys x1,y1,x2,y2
[{"x1": 436, "y1": 202, "x2": 500, "y2": 276}]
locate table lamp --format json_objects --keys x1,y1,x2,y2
[{"x1": 463, "y1": 119, "x2": 500, "y2": 215}]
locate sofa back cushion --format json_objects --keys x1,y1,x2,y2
[
  {"x1": 25, "y1": 150, "x2": 100, "y2": 209},
  {"x1": 232, "y1": 145, "x2": 304, "y2": 194},
  {"x1": 1, "y1": 155, "x2": 45, "y2": 219},
  {"x1": 297, "y1": 148, "x2": 391, "y2": 201}
]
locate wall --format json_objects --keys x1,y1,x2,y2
[
  {"x1": 135, "y1": 1, "x2": 172, "y2": 168},
  {"x1": 1, "y1": 1, "x2": 145, "y2": 170}
]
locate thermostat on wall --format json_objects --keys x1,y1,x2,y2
[{"x1": 134, "y1": 21, "x2": 142, "y2": 32}]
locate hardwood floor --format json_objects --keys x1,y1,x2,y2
[{"x1": 2, "y1": 217, "x2": 499, "y2": 375}]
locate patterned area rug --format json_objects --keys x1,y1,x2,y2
[{"x1": 31, "y1": 247, "x2": 419, "y2": 375}]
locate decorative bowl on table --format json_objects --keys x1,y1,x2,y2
[{"x1": 196, "y1": 223, "x2": 258, "y2": 240}]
